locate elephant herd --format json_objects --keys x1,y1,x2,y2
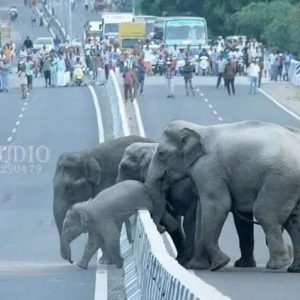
[{"x1": 53, "y1": 120, "x2": 300, "y2": 273}]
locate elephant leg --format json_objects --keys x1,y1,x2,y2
[
  {"x1": 180, "y1": 201, "x2": 197, "y2": 266},
  {"x1": 254, "y1": 184, "x2": 295, "y2": 269},
  {"x1": 169, "y1": 222, "x2": 186, "y2": 261},
  {"x1": 233, "y1": 211, "x2": 256, "y2": 268},
  {"x1": 77, "y1": 233, "x2": 101, "y2": 269},
  {"x1": 101, "y1": 221, "x2": 123, "y2": 268},
  {"x1": 284, "y1": 204, "x2": 300, "y2": 273},
  {"x1": 125, "y1": 219, "x2": 133, "y2": 244},
  {"x1": 187, "y1": 195, "x2": 230, "y2": 271}
]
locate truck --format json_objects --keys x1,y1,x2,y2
[
  {"x1": 101, "y1": 13, "x2": 134, "y2": 41},
  {"x1": 119, "y1": 21, "x2": 146, "y2": 53}
]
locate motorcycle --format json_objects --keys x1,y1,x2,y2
[
  {"x1": 73, "y1": 64, "x2": 84, "y2": 86},
  {"x1": 198, "y1": 56, "x2": 210, "y2": 76},
  {"x1": 10, "y1": 6, "x2": 18, "y2": 21}
]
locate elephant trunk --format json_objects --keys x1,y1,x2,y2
[
  {"x1": 144, "y1": 152, "x2": 168, "y2": 230},
  {"x1": 60, "y1": 236, "x2": 73, "y2": 264}
]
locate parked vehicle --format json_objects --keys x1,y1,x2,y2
[
  {"x1": 10, "y1": 5, "x2": 18, "y2": 21},
  {"x1": 73, "y1": 64, "x2": 84, "y2": 86},
  {"x1": 33, "y1": 37, "x2": 54, "y2": 52}
]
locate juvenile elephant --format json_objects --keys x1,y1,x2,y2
[
  {"x1": 146, "y1": 120, "x2": 300, "y2": 272},
  {"x1": 53, "y1": 135, "x2": 151, "y2": 259},
  {"x1": 61, "y1": 180, "x2": 153, "y2": 269},
  {"x1": 117, "y1": 142, "x2": 256, "y2": 267}
]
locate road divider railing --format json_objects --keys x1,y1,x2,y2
[
  {"x1": 120, "y1": 210, "x2": 231, "y2": 300},
  {"x1": 37, "y1": 2, "x2": 67, "y2": 42},
  {"x1": 289, "y1": 59, "x2": 300, "y2": 87}
]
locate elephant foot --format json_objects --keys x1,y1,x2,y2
[
  {"x1": 267, "y1": 253, "x2": 291, "y2": 270},
  {"x1": 115, "y1": 257, "x2": 124, "y2": 269},
  {"x1": 98, "y1": 255, "x2": 114, "y2": 265},
  {"x1": 287, "y1": 261, "x2": 300, "y2": 273},
  {"x1": 77, "y1": 261, "x2": 88, "y2": 270},
  {"x1": 234, "y1": 257, "x2": 256, "y2": 268},
  {"x1": 210, "y1": 252, "x2": 230, "y2": 271},
  {"x1": 185, "y1": 257, "x2": 210, "y2": 270}
]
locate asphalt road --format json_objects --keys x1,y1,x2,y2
[
  {"x1": 138, "y1": 76, "x2": 300, "y2": 300},
  {"x1": 0, "y1": 1, "x2": 120, "y2": 300}
]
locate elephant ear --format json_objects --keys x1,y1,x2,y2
[
  {"x1": 84, "y1": 157, "x2": 101, "y2": 185},
  {"x1": 180, "y1": 128, "x2": 205, "y2": 167},
  {"x1": 139, "y1": 150, "x2": 153, "y2": 181}
]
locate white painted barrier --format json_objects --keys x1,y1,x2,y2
[
  {"x1": 289, "y1": 59, "x2": 300, "y2": 87},
  {"x1": 120, "y1": 211, "x2": 231, "y2": 300}
]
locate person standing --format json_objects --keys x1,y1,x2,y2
[
  {"x1": 123, "y1": 66, "x2": 134, "y2": 102},
  {"x1": 25, "y1": 56, "x2": 34, "y2": 94},
  {"x1": 84, "y1": 0, "x2": 89, "y2": 11},
  {"x1": 31, "y1": 11, "x2": 36, "y2": 27},
  {"x1": 56, "y1": 54, "x2": 66, "y2": 86},
  {"x1": 165, "y1": 59, "x2": 174, "y2": 98},
  {"x1": 223, "y1": 58, "x2": 236, "y2": 95},
  {"x1": 183, "y1": 59, "x2": 195, "y2": 96},
  {"x1": 17, "y1": 63, "x2": 27, "y2": 99},
  {"x1": 0, "y1": 59, "x2": 10, "y2": 92},
  {"x1": 42, "y1": 54, "x2": 51, "y2": 87},
  {"x1": 247, "y1": 58, "x2": 260, "y2": 95},
  {"x1": 216, "y1": 56, "x2": 227, "y2": 88},
  {"x1": 50, "y1": 52, "x2": 58, "y2": 86},
  {"x1": 137, "y1": 60, "x2": 145, "y2": 96},
  {"x1": 23, "y1": 36, "x2": 33, "y2": 50}
]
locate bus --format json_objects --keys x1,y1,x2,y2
[{"x1": 154, "y1": 17, "x2": 208, "y2": 48}]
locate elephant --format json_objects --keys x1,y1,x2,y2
[
  {"x1": 145, "y1": 120, "x2": 300, "y2": 272},
  {"x1": 53, "y1": 135, "x2": 151, "y2": 260},
  {"x1": 61, "y1": 180, "x2": 153, "y2": 269},
  {"x1": 117, "y1": 142, "x2": 256, "y2": 267}
]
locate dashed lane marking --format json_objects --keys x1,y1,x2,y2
[
  {"x1": 212, "y1": 110, "x2": 218, "y2": 115},
  {"x1": 19, "y1": 114, "x2": 23, "y2": 118},
  {"x1": 204, "y1": 98, "x2": 208, "y2": 102},
  {"x1": 7, "y1": 137, "x2": 12, "y2": 143},
  {"x1": 12, "y1": 128, "x2": 17, "y2": 134},
  {"x1": 16, "y1": 121, "x2": 20, "y2": 126},
  {"x1": 200, "y1": 93, "x2": 204, "y2": 97},
  {"x1": 218, "y1": 117, "x2": 223, "y2": 122},
  {"x1": 208, "y1": 104, "x2": 213, "y2": 108}
]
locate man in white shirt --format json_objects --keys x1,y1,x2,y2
[{"x1": 247, "y1": 58, "x2": 260, "y2": 94}]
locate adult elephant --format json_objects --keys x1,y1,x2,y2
[
  {"x1": 145, "y1": 120, "x2": 300, "y2": 272},
  {"x1": 117, "y1": 142, "x2": 256, "y2": 267},
  {"x1": 53, "y1": 136, "x2": 151, "y2": 259}
]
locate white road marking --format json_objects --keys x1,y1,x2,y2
[
  {"x1": 259, "y1": 88, "x2": 300, "y2": 121},
  {"x1": 16, "y1": 121, "x2": 20, "y2": 126},
  {"x1": 22, "y1": 108, "x2": 25, "y2": 111},
  {"x1": 7, "y1": 137, "x2": 12, "y2": 142},
  {"x1": 94, "y1": 251, "x2": 107, "y2": 300},
  {"x1": 133, "y1": 99, "x2": 146, "y2": 137},
  {"x1": 212, "y1": 110, "x2": 218, "y2": 115},
  {"x1": 109, "y1": 70, "x2": 130, "y2": 136},
  {"x1": 19, "y1": 114, "x2": 23, "y2": 118},
  {"x1": 24, "y1": 102, "x2": 28, "y2": 106},
  {"x1": 88, "y1": 85, "x2": 105, "y2": 144},
  {"x1": 87, "y1": 84, "x2": 107, "y2": 300},
  {"x1": 200, "y1": 93, "x2": 204, "y2": 97},
  {"x1": 208, "y1": 104, "x2": 213, "y2": 108},
  {"x1": 12, "y1": 128, "x2": 17, "y2": 134},
  {"x1": 218, "y1": 117, "x2": 223, "y2": 121},
  {"x1": 204, "y1": 98, "x2": 208, "y2": 102},
  {"x1": 196, "y1": 88, "x2": 200, "y2": 92}
]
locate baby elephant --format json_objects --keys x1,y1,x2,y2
[{"x1": 61, "y1": 180, "x2": 153, "y2": 269}]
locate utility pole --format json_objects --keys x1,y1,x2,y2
[{"x1": 69, "y1": 0, "x2": 72, "y2": 43}]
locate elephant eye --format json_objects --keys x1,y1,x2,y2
[{"x1": 158, "y1": 150, "x2": 166, "y2": 160}]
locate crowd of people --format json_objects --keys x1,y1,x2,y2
[
  {"x1": 82, "y1": 35, "x2": 293, "y2": 99},
  {"x1": 0, "y1": 27, "x2": 295, "y2": 100}
]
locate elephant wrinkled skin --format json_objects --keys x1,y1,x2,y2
[
  {"x1": 146, "y1": 120, "x2": 300, "y2": 272},
  {"x1": 117, "y1": 142, "x2": 256, "y2": 267},
  {"x1": 61, "y1": 180, "x2": 153, "y2": 269},
  {"x1": 53, "y1": 136, "x2": 151, "y2": 259}
]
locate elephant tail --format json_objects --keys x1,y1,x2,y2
[{"x1": 233, "y1": 210, "x2": 261, "y2": 225}]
